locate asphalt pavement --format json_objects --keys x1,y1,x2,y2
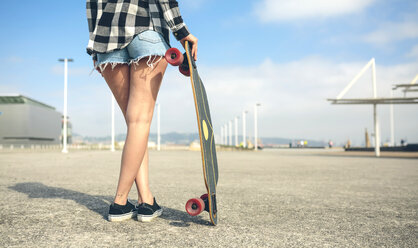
[{"x1": 0, "y1": 148, "x2": 417, "y2": 247}]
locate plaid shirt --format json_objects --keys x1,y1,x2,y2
[{"x1": 86, "y1": 0, "x2": 190, "y2": 59}]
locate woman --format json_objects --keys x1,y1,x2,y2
[{"x1": 86, "y1": 0, "x2": 197, "y2": 222}]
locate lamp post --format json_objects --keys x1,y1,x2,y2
[
  {"x1": 58, "y1": 58, "x2": 73, "y2": 153},
  {"x1": 254, "y1": 103, "x2": 261, "y2": 151},
  {"x1": 221, "y1": 126, "x2": 224, "y2": 145},
  {"x1": 242, "y1": 110, "x2": 248, "y2": 148},
  {"x1": 224, "y1": 124, "x2": 228, "y2": 145},
  {"x1": 228, "y1": 120, "x2": 232, "y2": 146},
  {"x1": 371, "y1": 59, "x2": 380, "y2": 157},
  {"x1": 234, "y1": 116, "x2": 239, "y2": 147},
  {"x1": 390, "y1": 88, "x2": 395, "y2": 146}
]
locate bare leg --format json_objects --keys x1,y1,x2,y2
[
  {"x1": 135, "y1": 148, "x2": 150, "y2": 204},
  {"x1": 113, "y1": 58, "x2": 167, "y2": 205},
  {"x1": 101, "y1": 64, "x2": 130, "y2": 118},
  {"x1": 101, "y1": 63, "x2": 160, "y2": 206}
]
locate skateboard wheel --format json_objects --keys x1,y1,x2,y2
[
  {"x1": 185, "y1": 198, "x2": 205, "y2": 216},
  {"x1": 179, "y1": 64, "x2": 190, "y2": 77},
  {"x1": 165, "y1": 48, "x2": 183, "y2": 66}
]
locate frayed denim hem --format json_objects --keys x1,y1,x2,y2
[
  {"x1": 130, "y1": 55, "x2": 164, "y2": 70},
  {"x1": 92, "y1": 55, "x2": 164, "y2": 74},
  {"x1": 99, "y1": 61, "x2": 129, "y2": 72}
]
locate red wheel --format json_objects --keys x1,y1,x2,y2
[
  {"x1": 185, "y1": 198, "x2": 205, "y2": 216},
  {"x1": 179, "y1": 64, "x2": 190, "y2": 77},
  {"x1": 165, "y1": 48, "x2": 183, "y2": 66}
]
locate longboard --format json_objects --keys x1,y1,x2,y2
[{"x1": 165, "y1": 41, "x2": 219, "y2": 225}]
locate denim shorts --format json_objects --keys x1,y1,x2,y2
[{"x1": 96, "y1": 30, "x2": 170, "y2": 71}]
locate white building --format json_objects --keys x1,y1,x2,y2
[{"x1": 0, "y1": 94, "x2": 71, "y2": 146}]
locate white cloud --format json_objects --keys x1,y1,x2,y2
[
  {"x1": 0, "y1": 84, "x2": 20, "y2": 94},
  {"x1": 156, "y1": 57, "x2": 418, "y2": 145},
  {"x1": 0, "y1": 56, "x2": 24, "y2": 64},
  {"x1": 255, "y1": 0, "x2": 375, "y2": 22},
  {"x1": 32, "y1": 57, "x2": 417, "y2": 146},
  {"x1": 51, "y1": 65, "x2": 93, "y2": 76},
  {"x1": 406, "y1": 44, "x2": 418, "y2": 59},
  {"x1": 363, "y1": 21, "x2": 418, "y2": 45}
]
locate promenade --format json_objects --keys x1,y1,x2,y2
[{"x1": 0, "y1": 149, "x2": 417, "y2": 247}]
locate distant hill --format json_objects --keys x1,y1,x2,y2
[
  {"x1": 262, "y1": 137, "x2": 327, "y2": 147},
  {"x1": 73, "y1": 132, "x2": 326, "y2": 146},
  {"x1": 149, "y1": 132, "x2": 200, "y2": 145}
]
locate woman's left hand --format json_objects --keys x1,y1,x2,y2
[{"x1": 180, "y1": 34, "x2": 198, "y2": 61}]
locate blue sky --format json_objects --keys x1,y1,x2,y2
[{"x1": 1, "y1": 0, "x2": 417, "y2": 146}]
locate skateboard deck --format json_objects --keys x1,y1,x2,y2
[{"x1": 165, "y1": 41, "x2": 219, "y2": 225}]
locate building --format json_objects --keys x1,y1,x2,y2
[{"x1": 0, "y1": 94, "x2": 71, "y2": 146}]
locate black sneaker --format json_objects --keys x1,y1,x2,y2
[
  {"x1": 136, "y1": 198, "x2": 163, "y2": 222},
  {"x1": 108, "y1": 200, "x2": 137, "y2": 222}
]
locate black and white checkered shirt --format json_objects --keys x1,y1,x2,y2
[{"x1": 86, "y1": 0, "x2": 190, "y2": 59}]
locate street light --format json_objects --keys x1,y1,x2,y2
[
  {"x1": 234, "y1": 116, "x2": 239, "y2": 147},
  {"x1": 224, "y1": 124, "x2": 228, "y2": 145},
  {"x1": 254, "y1": 103, "x2": 261, "y2": 151},
  {"x1": 228, "y1": 120, "x2": 232, "y2": 146},
  {"x1": 58, "y1": 58, "x2": 73, "y2": 153},
  {"x1": 390, "y1": 88, "x2": 395, "y2": 146},
  {"x1": 242, "y1": 110, "x2": 248, "y2": 148},
  {"x1": 371, "y1": 60, "x2": 380, "y2": 157},
  {"x1": 220, "y1": 126, "x2": 224, "y2": 145}
]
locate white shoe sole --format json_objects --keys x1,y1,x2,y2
[
  {"x1": 108, "y1": 212, "x2": 137, "y2": 222},
  {"x1": 137, "y1": 209, "x2": 163, "y2": 222}
]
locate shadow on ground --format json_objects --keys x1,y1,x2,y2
[
  {"x1": 9, "y1": 182, "x2": 212, "y2": 226},
  {"x1": 159, "y1": 206, "x2": 212, "y2": 227}
]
